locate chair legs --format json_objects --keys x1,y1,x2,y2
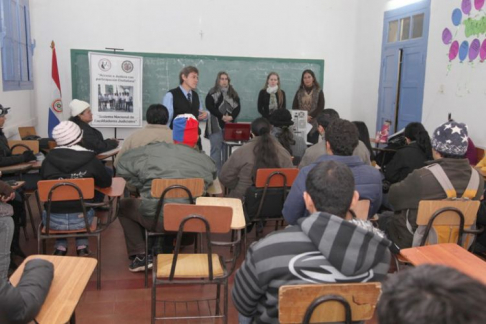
[
  {"x1": 151, "y1": 255, "x2": 157, "y2": 324},
  {"x1": 145, "y1": 230, "x2": 149, "y2": 288},
  {"x1": 96, "y1": 234, "x2": 101, "y2": 290}
]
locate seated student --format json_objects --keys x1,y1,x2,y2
[
  {"x1": 377, "y1": 264, "x2": 486, "y2": 324},
  {"x1": 284, "y1": 119, "x2": 382, "y2": 224},
  {"x1": 299, "y1": 109, "x2": 371, "y2": 169},
  {"x1": 233, "y1": 161, "x2": 392, "y2": 324},
  {"x1": 0, "y1": 192, "x2": 14, "y2": 279},
  {"x1": 116, "y1": 114, "x2": 216, "y2": 272},
  {"x1": 383, "y1": 122, "x2": 432, "y2": 184},
  {"x1": 69, "y1": 99, "x2": 119, "y2": 154},
  {"x1": 0, "y1": 259, "x2": 54, "y2": 324},
  {"x1": 40, "y1": 121, "x2": 112, "y2": 256},
  {"x1": 379, "y1": 121, "x2": 484, "y2": 249},
  {"x1": 114, "y1": 104, "x2": 173, "y2": 167},
  {"x1": 353, "y1": 121, "x2": 375, "y2": 163},
  {"x1": 268, "y1": 108, "x2": 307, "y2": 164},
  {"x1": 219, "y1": 117, "x2": 293, "y2": 200}
]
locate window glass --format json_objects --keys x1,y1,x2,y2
[
  {"x1": 412, "y1": 13, "x2": 424, "y2": 39},
  {"x1": 387, "y1": 20, "x2": 398, "y2": 43},
  {"x1": 400, "y1": 17, "x2": 411, "y2": 41}
]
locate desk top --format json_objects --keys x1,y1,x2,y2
[
  {"x1": 95, "y1": 177, "x2": 126, "y2": 197},
  {"x1": 399, "y1": 243, "x2": 486, "y2": 285},
  {"x1": 97, "y1": 146, "x2": 121, "y2": 160},
  {"x1": 196, "y1": 197, "x2": 245, "y2": 230},
  {"x1": 10, "y1": 255, "x2": 97, "y2": 324},
  {"x1": 0, "y1": 162, "x2": 32, "y2": 174},
  {"x1": 207, "y1": 179, "x2": 222, "y2": 195}
]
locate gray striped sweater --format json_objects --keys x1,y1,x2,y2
[{"x1": 232, "y1": 212, "x2": 392, "y2": 323}]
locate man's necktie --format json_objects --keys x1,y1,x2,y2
[{"x1": 187, "y1": 92, "x2": 192, "y2": 103}]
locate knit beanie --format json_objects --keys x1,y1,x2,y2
[
  {"x1": 0, "y1": 104, "x2": 10, "y2": 117},
  {"x1": 268, "y1": 109, "x2": 294, "y2": 127},
  {"x1": 172, "y1": 114, "x2": 199, "y2": 147},
  {"x1": 70, "y1": 99, "x2": 90, "y2": 117},
  {"x1": 52, "y1": 121, "x2": 83, "y2": 146},
  {"x1": 431, "y1": 121, "x2": 468, "y2": 156}
]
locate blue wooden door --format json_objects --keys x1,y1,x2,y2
[{"x1": 376, "y1": 1, "x2": 430, "y2": 133}]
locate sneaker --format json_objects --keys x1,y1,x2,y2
[
  {"x1": 128, "y1": 254, "x2": 153, "y2": 272},
  {"x1": 76, "y1": 248, "x2": 90, "y2": 257},
  {"x1": 53, "y1": 248, "x2": 67, "y2": 256}
]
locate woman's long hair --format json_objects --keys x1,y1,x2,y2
[
  {"x1": 275, "y1": 127, "x2": 295, "y2": 156},
  {"x1": 404, "y1": 122, "x2": 433, "y2": 160},
  {"x1": 252, "y1": 118, "x2": 281, "y2": 175},
  {"x1": 210, "y1": 71, "x2": 239, "y2": 99},
  {"x1": 299, "y1": 69, "x2": 321, "y2": 90},
  {"x1": 352, "y1": 121, "x2": 375, "y2": 161},
  {"x1": 262, "y1": 72, "x2": 284, "y2": 108}
]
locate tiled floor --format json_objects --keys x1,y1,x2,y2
[
  {"x1": 14, "y1": 199, "x2": 246, "y2": 324},
  {"x1": 14, "y1": 197, "x2": 383, "y2": 324}
]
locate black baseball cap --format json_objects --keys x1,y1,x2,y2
[{"x1": 0, "y1": 104, "x2": 10, "y2": 117}]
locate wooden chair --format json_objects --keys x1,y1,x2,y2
[
  {"x1": 348, "y1": 200, "x2": 370, "y2": 220},
  {"x1": 279, "y1": 283, "x2": 381, "y2": 324},
  {"x1": 37, "y1": 178, "x2": 113, "y2": 290},
  {"x1": 7, "y1": 140, "x2": 41, "y2": 240},
  {"x1": 144, "y1": 178, "x2": 205, "y2": 287},
  {"x1": 244, "y1": 168, "x2": 299, "y2": 249},
  {"x1": 8, "y1": 140, "x2": 39, "y2": 154},
  {"x1": 18, "y1": 126, "x2": 37, "y2": 139},
  {"x1": 413, "y1": 200, "x2": 481, "y2": 249},
  {"x1": 152, "y1": 203, "x2": 233, "y2": 324}
]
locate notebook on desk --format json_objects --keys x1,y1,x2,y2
[{"x1": 223, "y1": 123, "x2": 251, "y2": 142}]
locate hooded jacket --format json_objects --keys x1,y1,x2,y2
[
  {"x1": 116, "y1": 142, "x2": 216, "y2": 219},
  {"x1": 284, "y1": 155, "x2": 382, "y2": 224},
  {"x1": 232, "y1": 212, "x2": 392, "y2": 324},
  {"x1": 40, "y1": 145, "x2": 112, "y2": 213}
]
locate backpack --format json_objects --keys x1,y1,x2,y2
[{"x1": 409, "y1": 163, "x2": 480, "y2": 248}]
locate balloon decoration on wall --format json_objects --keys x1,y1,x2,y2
[{"x1": 443, "y1": 0, "x2": 486, "y2": 63}]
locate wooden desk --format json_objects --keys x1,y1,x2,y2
[
  {"x1": 95, "y1": 176, "x2": 126, "y2": 197},
  {"x1": 0, "y1": 162, "x2": 33, "y2": 175},
  {"x1": 399, "y1": 243, "x2": 486, "y2": 285},
  {"x1": 10, "y1": 255, "x2": 97, "y2": 324},
  {"x1": 96, "y1": 146, "x2": 121, "y2": 160},
  {"x1": 196, "y1": 197, "x2": 245, "y2": 230},
  {"x1": 207, "y1": 178, "x2": 222, "y2": 195}
]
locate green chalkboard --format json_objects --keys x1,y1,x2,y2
[{"x1": 71, "y1": 49, "x2": 324, "y2": 122}]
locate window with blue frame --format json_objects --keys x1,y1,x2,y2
[{"x1": 0, "y1": 0, "x2": 34, "y2": 91}]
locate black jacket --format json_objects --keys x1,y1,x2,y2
[
  {"x1": 0, "y1": 259, "x2": 53, "y2": 324},
  {"x1": 205, "y1": 91, "x2": 241, "y2": 130},
  {"x1": 384, "y1": 142, "x2": 429, "y2": 184},
  {"x1": 257, "y1": 89, "x2": 286, "y2": 119},
  {"x1": 40, "y1": 147, "x2": 112, "y2": 213},
  {"x1": 0, "y1": 130, "x2": 26, "y2": 167},
  {"x1": 70, "y1": 117, "x2": 118, "y2": 154}
]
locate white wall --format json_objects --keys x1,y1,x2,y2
[
  {"x1": 0, "y1": 67, "x2": 37, "y2": 139},
  {"x1": 28, "y1": 0, "x2": 387, "y2": 140},
  {"x1": 422, "y1": 0, "x2": 486, "y2": 147}
]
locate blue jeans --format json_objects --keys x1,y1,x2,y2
[
  {"x1": 42, "y1": 209, "x2": 94, "y2": 249},
  {"x1": 209, "y1": 131, "x2": 224, "y2": 176},
  {"x1": 0, "y1": 217, "x2": 14, "y2": 279}
]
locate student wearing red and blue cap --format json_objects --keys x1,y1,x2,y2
[{"x1": 116, "y1": 114, "x2": 216, "y2": 272}]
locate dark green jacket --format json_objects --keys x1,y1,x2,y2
[
  {"x1": 388, "y1": 158, "x2": 484, "y2": 248},
  {"x1": 117, "y1": 142, "x2": 216, "y2": 219}
]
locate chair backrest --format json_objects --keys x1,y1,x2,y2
[
  {"x1": 349, "y1": 200, "x2": 370, "y2": 220},
  {"x1": 163, "y1": 203, "x2": 232, "y2": 234},
  {"x1": 8, "y1": 140, "x2": 39, "y2": 154},
  {"x1": 255, "y1": 168, "x2": 299, "y2": 188},
  {"x1": 151, "y1": 178, "x2": 205, "y2": 198},
  {"x1": 18, "y1": 126, "x2": 37, "y2": 139},
  {"x1": 279, "y1": 283, "x2": 382, "y2": 323},
  {"x1": 476, "y1": 147, "x2": 485, "y2": 162},
  {"x1": 414, "y1": 200, "x2": 480, "y2": 247},
  {"x1": 38, "y1": 178, "x2": 95, "y2": 202}
]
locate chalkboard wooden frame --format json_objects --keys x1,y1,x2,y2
[{"x1": 71, "y1": 49, "x2": 324, "y2": 122}]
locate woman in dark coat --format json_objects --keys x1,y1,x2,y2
[
  {"x1": 257, "y1": 72, "x2": 286, "y2": 119},
  {"x1": 384, "y1": 122, "x2": 433, "y2": 184}
]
